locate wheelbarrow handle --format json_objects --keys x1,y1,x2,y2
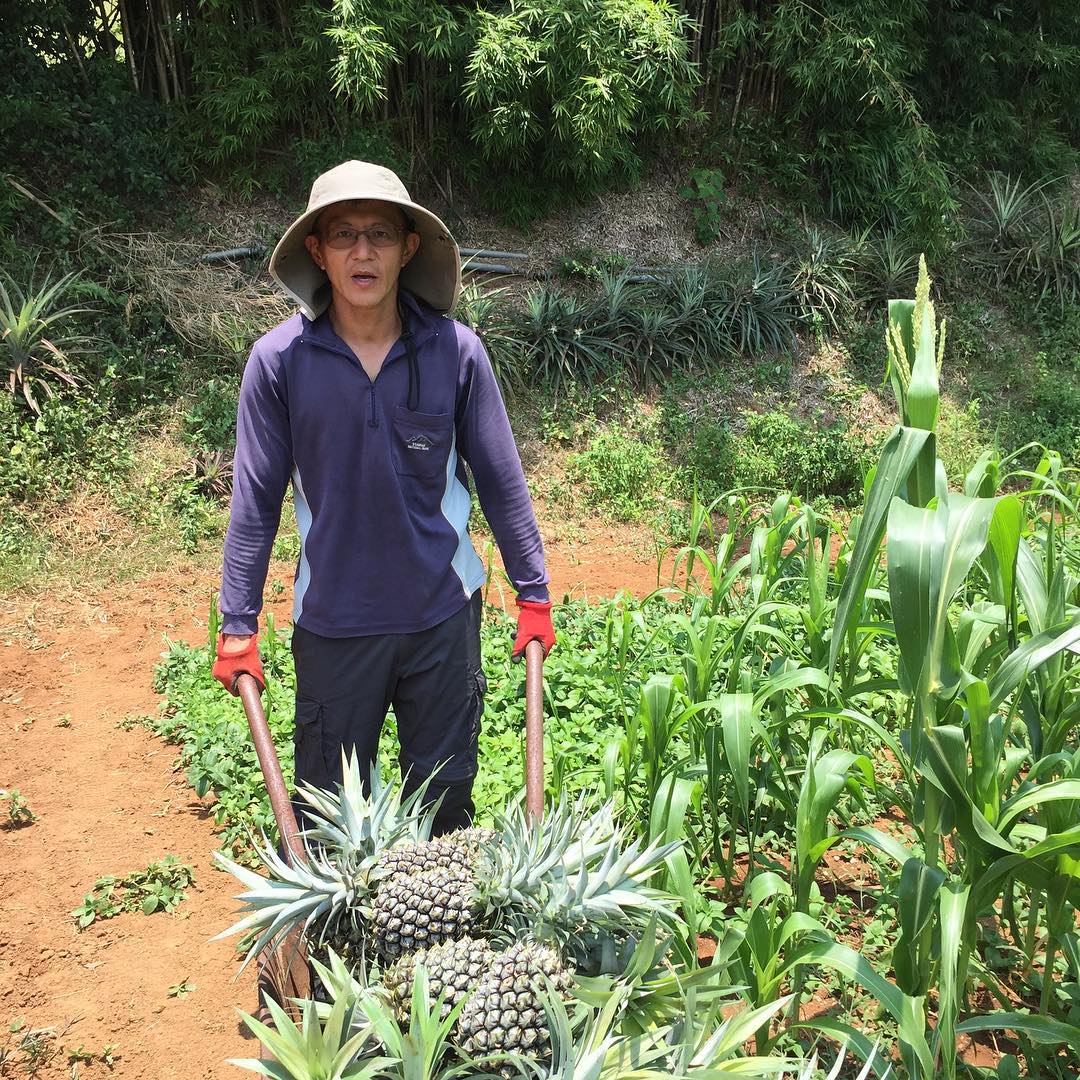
[
  {"x1": 236, "y1": 673, "x2": 306, "y2": 866},
  {"x1": 524, "y1": 639, "x2": 545, "y2": 825}
]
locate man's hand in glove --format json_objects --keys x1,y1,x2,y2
[
  {"x1": 511, "y1": 599, "x2": 556, "y2": 660},
  {"x1": 212, "y1": 633, "x2": 265, "y2": 695}
]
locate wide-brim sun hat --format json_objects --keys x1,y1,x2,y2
[{"x1": 269, "y1": 160, "x2": 461, "y2": 319}]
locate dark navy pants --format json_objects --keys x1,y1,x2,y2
[{"x1": 290, "y1": 591, "x2": 484, "y2": 836}]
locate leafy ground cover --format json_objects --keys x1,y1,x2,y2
[
  {"x1": 71, "y1": 855, "x2": 195, "y2": 928},
  {"x1": 150, "y1": 265, "x2": 1080, "y2": 1080}
]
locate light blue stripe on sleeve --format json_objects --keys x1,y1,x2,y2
[
  {"x1": 292, "y1": 467, "x2": 314, "y2": 623},
  {"x1": 440, "y1": 432, "x2": 486, "y2": 599}
]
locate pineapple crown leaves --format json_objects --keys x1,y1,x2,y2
[
  {"x1": 309, "y1": 948, "x2": 378, "y2": 1022},
  {"x1": 355, "y1": 968, "x2": 493, "y2": 1080},
  {"x1": 213, "y1": 843, "x2": 356, "y2": 970},
  {"x1": 540, "y1": 834, "x2": 681, "y2": 931},
  {"x1": 574, "y1": 919, "x2": 738, "y2": 1029},
  {"x1": 296, "y1": 755, "x2": 441, "y2": 867},
  {"x1": 486, "y1": 794, "x2": 681, "y2": 928},
  {"x1": 229, "y1": 992, "x2": 386, "y2": 1080}
]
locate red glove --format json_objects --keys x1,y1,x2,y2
[
  {"x1": 512, "y1": 599, "x2": 556, "y2": 660},
  {"x1": 212, "y1": 634, "x2": 265, "y2": 695}
]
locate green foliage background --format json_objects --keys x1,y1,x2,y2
[{"x1": 3, "y1": 0, "x2": 1078, "y2": 243}]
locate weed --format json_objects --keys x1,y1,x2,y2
[
  {"x1": 565, "y1": 428, "x2": 663, "y2": 522},
  {"x1": 557, "y1": 250, "x2": 632, "y2": 284},
  {"x1": 182, "y1": 377, "x2": 240, "y2": 454},
  {"x1": 167, "y1": 979, "x2": 196, "y2": 999},
  {"x1": 7, "y1": 1026, "x2": 58, "y2": 1076},
  {"x1": 681, "y1": 168, "x2": 727, "y2": 245},
  {"x1": 55, "y1": 714, "x2": 71, "y2": 728},
  {"x1": 72, "y1": 856, "x2": 194, "y2": 928},
  {"x1": 64, "y1": 1042, "x2": 118, "y2": 1076},
  {"x1": 1, "y1": 789, "x2": 35, "y2": 828}
]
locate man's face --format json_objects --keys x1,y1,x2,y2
[{"x1": 304, "y1": 199, "x2": 421, "y2": 315}]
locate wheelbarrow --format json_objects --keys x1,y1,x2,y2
[{"x1": 233, "y1": 637, "x2": 547, "y2": 1030}]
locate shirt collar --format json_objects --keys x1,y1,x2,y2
[{"x1": 300, "y1": 288, "x2": 442, "y2": 356}]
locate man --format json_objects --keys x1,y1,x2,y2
[{"x1": 212, "y1": 161, "x2": 555, "y2": 835}]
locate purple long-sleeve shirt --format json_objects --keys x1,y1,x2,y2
[{"x1": 219, "y1": 289, "x2": 549, "y2": 638}]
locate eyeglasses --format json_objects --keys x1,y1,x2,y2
[{"x1": 320, "y1": 225, "x2": 408, "y2": 250}]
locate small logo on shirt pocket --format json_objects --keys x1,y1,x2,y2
[{"x1": 406, "y1": 434, "x2": 433, "y2": 452}]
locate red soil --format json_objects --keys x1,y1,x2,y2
[{"x1": 0, "y1": 525, "x2": 671, "y2": 1078}]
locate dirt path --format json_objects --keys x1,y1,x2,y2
[{"x1": 0, "y1": 528, "x2": 668, "y2": 1078}]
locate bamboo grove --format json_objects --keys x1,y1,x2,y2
[{"x1": 6, "y1": 2, "x2": 1079, "y2": 246}]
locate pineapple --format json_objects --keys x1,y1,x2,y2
[
  {"x1": 219, "y1": 780, "x2": 679, "y2": 987},
  {"x1": 376, "y1": 827, "x2": 495, "y2": 880},
  {"x1": 369, "y1": 797, "x2": 679, "y2": 972},
  {"x1": 371, "y1": 863, "x2": 478, "y2": 962},
  {"x1": 384, "y1": 935, "x2": 495, "y2": 1020},
  {"x1": 214, "y1": 755, "x2": 440, "y2": 968},
  {"x1": 457, "y1": 939, "x2": 574, "y2": 1070}
]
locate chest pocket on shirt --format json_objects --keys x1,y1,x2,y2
[{"x1": 391, "y1": 404, "x2": 453, "y2": 483}]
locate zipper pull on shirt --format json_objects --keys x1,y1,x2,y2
[{"x1": 368, "y1": 385, "x2": 379, "y2": 428}]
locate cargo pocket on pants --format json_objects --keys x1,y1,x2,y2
[
  {"x1": 293, "y1": 699, "x2": 326, "y2": 789},
  {"x1": 466, "y1": 669, "x2": 486, "y2": 774}
]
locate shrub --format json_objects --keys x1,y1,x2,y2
[
  {"x1": 0, "y1": 11, "x2": 175, "y2": 238},
  {"x1": 732, "y1": 411, "x2": 868, "y2": 502},
  {"x1": 0, "y1": 394, "x2": 131, "y2": 508},
  {"x1": 668, "y1": 406, "x2": 869, "y2": 505},
  {"x1": 681, "y1": 167, "x2": 727, "y2": 245},
  {"x1": 566, "y1": 427, "x2": 662, "y2": 521},
  {"x1": 678, "y1": 418, "x2": 736, "y2": 505},
  {"x1": 182, "y1": 378, "x2": 241, "y2": 453}
]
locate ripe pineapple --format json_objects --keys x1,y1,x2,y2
[
  {"x1": 384, "y1": 935, "x2": 495, "y2": 1020},
  {"x1": 457, "y1": 940, "x2": 574, "y2": 1069},
  {"x1": 220, "y1": 782, "x2": 678, "y2": 988},
  {"x1": 372, "y1": 863, "x2": 478, "y2": 962},
  {"x1": 377, "y1": 827, "x2": 496, "y2": 880}
]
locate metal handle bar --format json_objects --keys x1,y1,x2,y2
[
  {"x1": 524, "y1": 639, "x2": 545, "y2": 825},
  {"x1": 236, "y1": 673, "x2": 306, "y2": 866}
]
